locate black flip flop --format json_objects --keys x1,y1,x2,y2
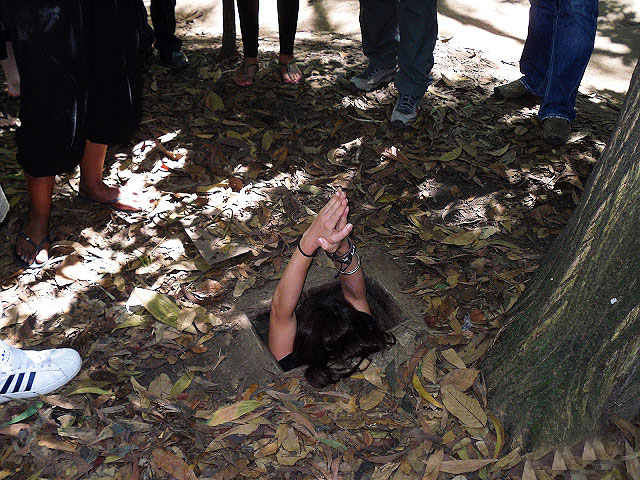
[
  {"x1": 13, "y1": 222, "x2": 50, "y2": 270},
  {"x1": 279, "y1": 61, "x2": 303, "y2": 85},
  {"x1": 235, "y1": 62, "x2": 259, "y2": 87}
]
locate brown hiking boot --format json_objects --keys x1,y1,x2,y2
[
  {"x1": 542, "y1": 117, "x2": 571, "y2": 146},
  {"x1": 494, "y1": 79, "x2": 531, "y2": 99}
]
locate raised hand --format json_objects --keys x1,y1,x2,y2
[{"x1": 300, "y1": 190, "x2": 352, "y2": 255}]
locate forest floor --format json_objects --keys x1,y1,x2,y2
[{"x1": 0, "y1": 10, "x2": 638, "y2": 480}]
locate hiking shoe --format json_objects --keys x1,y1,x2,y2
[
  {"x1": 0, "y1": 341, "x2": 81, "y2": 403},
  {"x1": 542, "y1": 117, "x2": 571, "y2": 146},
  {"x1": 160, "y1": 50, "x2": 189, "y2": 71},
  {"x1": 390, "y1": 93, "x2": 423, "y2": 127},
  {"x1": 350, "y1": 64, "x2": 397, "y2": 92},
  {"x1": 494, "y1": 79, "x2": 531, "y2": 99}
]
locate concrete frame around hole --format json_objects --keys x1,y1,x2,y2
[{"x1": 226, "y1": 245, "x2": 432, "y2": 380}]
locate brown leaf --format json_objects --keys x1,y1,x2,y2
[
  {"x1": 441, "y1": 385, "x2": 487, "y2": 428},
  {"x1": 151, "y1": 448, "x2": 198, "y2": 480},
  {"x1": 441, "y1": 348, "x2": 466, "y2": 369},
  {"x1": 522, "y1": 459, "x2": 537, "y2": 480},
  {"x1": 421, "y1": 349, "x2": 437, "y2": 384},
  {"x1": 422, "y1": 449, "x2": 443, "y2": 480},
  {"x1": 625, "y1": 440, "x2": 640, "y2": 480},
  {"x1": 441, "y1": 368, "x2": 479, "y2": 391},
  {"x1": 440, "y1": 459, "x2": 495, "y2": 474}
]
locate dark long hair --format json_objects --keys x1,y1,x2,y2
[{"x1": 293, "y1": 295, "x2": 395, "y2": 388}]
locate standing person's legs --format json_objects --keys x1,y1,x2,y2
[
  {"x1": 350, "y1": 0, "x2": 399, "y2": 91},
  {"x1": 150, "y1": 0, "x2": 187, "y2": 70},
  {"x1": 2, "y1": 1, "x2": 88, "y2": 267},
  {"x1": 395, "y1": 0, "x2": 438, "y2": 98},
  {"x1": 519, "y1": 0, "x2": 556, "y2": 96},
  {"x1": 136, "y1": 0, "x2": 155, "y2": 55},
  {"x1": 236, "y1": 0, "x2": 260, "y2": 86},
  {"x1": 277, "y1": 0, "x2": 301, "y2": 84},
  {"x1": 538, "y1": 0, "x2": 598, "y2": 122},
  {"x1": 79, "y1": 0, "x2": 143, "y2": 212}
]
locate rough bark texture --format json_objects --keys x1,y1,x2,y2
[
  {"x1": 483, "y1": 59, "x2": 640, "y2": 450},
  {"x1": 220, "y1": 0, "x2": 237, "y2": 59}
]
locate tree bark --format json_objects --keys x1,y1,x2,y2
[
  {"x1": 220, "y1": 0, "x2": 237, "y2": 59},
  {"x1": 482, "y1": 59, "x2": 640, "y2": 450}
]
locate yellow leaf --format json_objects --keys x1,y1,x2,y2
[
  {"x1": 206, "y1": 91, "x2": 224, "y2": 111},
  {"x1": 440, "y1": 228, "x2": 482, "y2": 246},
  {"x1": 489, "y1": 414, "x2": 505, "y2": 458},
  {"x1": 440, "y1": 146, "x2": 463, "y2": 162},
  {"x1": 131, "y1": 287, "x2": 179, "y2": 329},
  {"x1": 360, "y1": 388, "x2": 386, "y2": 411},
  {"x1": 440, "y1": 459, "x2": 496, "y2": 474},
  {"x1": 421, "y1": 349, "x2": 437, "y2": 384},
  {"x1": 262, "y1": 130, "x2": 274, "y2": 151},
  {"x1": 441, "y1": 348, "x2": 466, "y2": 369},
  {"x1": 206, "y1": 400, "x2": 262, "y2": 426},
  {"x1": 68, "y1": 387, "x2": 112, "y2": 396},
  {"x1": 441, "y1": 385, "x2": 487, "y2": 428},
  {"x1": 412, "y1": 373, "x2": 443, "y2": 409},
  {"x1": 170, "y1": 371, "x2": 194, "y2": 398}
]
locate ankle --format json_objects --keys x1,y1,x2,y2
[
  {"x1": 244, "y1": 56, "x2": 258, "y2": 65},
  {"x1": 279, "y1": 54, "x2": 294, "y2": 63}
]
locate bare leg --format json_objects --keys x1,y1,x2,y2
[
  {"x1": 15, "y1": 174, "x2": 53, "y2": 265},
  {"x1": 279, "y1": 53, "x2": 301, "y2": 84},
  {"x1": 1, "y1": 42, "x2": 20, "y2": 98},
  {"x1": 78, "y1": 140, "x2": 143, "y2": 211}
]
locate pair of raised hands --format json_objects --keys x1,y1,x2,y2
[{"x1": 299, "y1": 190, "x2": 352, "y2": 255}]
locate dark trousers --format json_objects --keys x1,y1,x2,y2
[
  {"x1": 237, "y1": 0, "x2": 299, "y2": 57},
  {"x1": 0, "y1": 0, "x2": 142, "y2": 177},
  {"x1": 137, "y1": 0, "x2": 181, "y2": 55}
]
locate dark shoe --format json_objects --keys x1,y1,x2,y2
[
  {"x1": 350, "y1": 64, "x2": 397, "y2": 92},
  {"x1": 160, "y1": 50, "x2": 189, "y2": 71},
  {"x1": 494, "y1": 79, "x2": 531, "y2": 99},
  {"x1": 390, "y1": 93, "x2": 423, "y2": 127},
  {"x1": 542, "y1": 117, "x2": 571, "y2": 146}
]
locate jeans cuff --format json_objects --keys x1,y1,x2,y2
[
  {"x1": 519, "y1": 77, "x2": 542, "y2": 96},
  {"x1": 539, "y1": 114, "x2": 572, "y2": 122}
]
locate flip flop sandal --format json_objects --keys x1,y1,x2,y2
[
  {"x1": 235, "y1": 62, "x2": 259, "y2": 86},
  {"x1": 78, "y1": 187, "x2": 142, "y2": 213},
  {"x1": 279, "y1": 61, "x2": 303, "y2": 85},
  {"x1": 13, "y1": 222, "x2": 51, "y2": 270}
]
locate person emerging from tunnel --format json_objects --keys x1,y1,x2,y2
[
  {"x1": 235, "y1": 0, "x2": 302, "y2": 86},
  {"x1": 268, "y1": 190, "x2": 395, "y2": 388}
]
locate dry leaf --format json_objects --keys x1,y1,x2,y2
[
  {"x1": 422, "y1": 449, "x2": 443, "y2": 480},
  {"x1": 206, "y1": 400, "x2": 262, "y2": 426},
  {"x1": 522, "y1": 459, "x2": 537, "y2": 480},
  {"x1": 488, "y1": 414, "x2": 504, "y2": 458},
  {"x1": 441, "y1": 348, "x2": 466, "y2": 369},
  {"x1": 440, "y1": 459, "x2": 495, "y2": 474},
  {"x1": 440, "y1": 229, "x2": 482, "y2": 246},
  {"x1": 441, "y1": 385, "x2": 486, "y2": 428},
  {"x1": 421, "y1": 349, "x2": 437, "y2": 384},
  {"x1": 625, "y1": 440, "x2": 640, "y2": 480},
  {"x1": 552, "y1": 449, "x2": 567, "y2": 471},
  {"x1": 360, "y1": 388, "x2": 386, "y2": 411},
  {"x1": 413, "y1": 374, "x2": 444, "y2": 409},
  {"x1": 441, "y1": 369, "x2": 479, "y2": 391},
  {"x1": 152, "y1": 448, "x2": 198, "y2": 480}
]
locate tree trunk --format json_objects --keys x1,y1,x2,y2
[
  {"x1": 220, "y1": 0, "x2": 238, "y2": 59},
  {"x1": 482, "y1": 59, "x2": 640, "y2": 450}
]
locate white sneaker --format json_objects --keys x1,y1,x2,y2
[{"x1": 0, "y1": 340, "x2": 81, "y2": 403}]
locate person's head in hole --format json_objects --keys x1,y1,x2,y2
[{"x1": 269, "y1": 190, "x2": 395, "y2": 387}]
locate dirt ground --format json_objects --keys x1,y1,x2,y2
[{"x1": 0, "y1": 2, "x2": 638, "y2": 479}]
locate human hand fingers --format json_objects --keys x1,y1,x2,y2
[
  {"x1": 327, "y1": 222, "x2": 352, "y2": 244},
  {"x1": 336, "y1": 204, "x2": 349, "y2": 231}
]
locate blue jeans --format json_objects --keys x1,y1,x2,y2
[
  {"x1": 519, "y1": 0, "x2": 598, "y2": 122},
  {"x1": 358, "y1": 0, "x2": 438, "y2": 97}
]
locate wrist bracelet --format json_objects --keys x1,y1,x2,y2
[
  {"x1": 339, "y1": 252, "x2": 361, "y2": 276},
  {"x1": 327, "y1": 238, "x2": 353, "y2": 261},
  {"x1": 297, "y1": 237, "x2": 318, "y2": 258}
]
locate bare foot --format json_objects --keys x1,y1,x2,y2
[
  {"x1": 235, "y1": 58, "x2": 259, "y2": 86},
  {"x1": 15, "y1": 215, "x2": 50, "y2": 267},
  {"x1": 279, "y1": 54, "x2": 302, "y2": 84},
  {"x1": 79, "y1": 180, "x2": 144, "y2": 212},
  {"x1": 2, "y1": 42, "x2": 20, "y2": 98}
]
